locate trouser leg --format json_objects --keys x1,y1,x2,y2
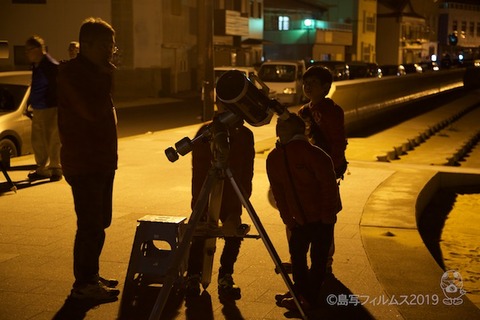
[
  {"x1": 219, "y1": 236, "x2": 242, "y2": 277},
  {"x1": 326, "y1": 235, "x2": 335, "y2": 270},
  {"x1": 66, "y1": 172, "x2": 115, "y2": 286},
  {"x1": 44, "y1": 108, "x2": 61, "y2": 170},
  {"x1": 309, "y1": 222, "x2": 334, "y2": 302},
  {"x1": 289, "y1": 226, "x2": 310, "y2": 298},
  {"x1": 31, "y1": 109, "x2": 49, "y2": 174}
]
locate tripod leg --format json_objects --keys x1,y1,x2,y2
[
  {"x1": 201, "y1": 177, "x2": 223, "y2": 289},
  {"x1": 225, "y1": 168, "x2": 309, "y2": 320},
  {"x1": 0, "y1": 162, "x2": 17, "y2": 193},
  {"x1": 148, "y1": 169, "x2": 219, "y2": 320}
]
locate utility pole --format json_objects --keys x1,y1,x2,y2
[{"x1": 199, "y1": 0, "x2": 215, "y2": 121}]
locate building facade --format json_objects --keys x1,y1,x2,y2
[
  {"x1": 0, "y1": 0, "x2": 265, "y2": 100},
  {"x1": 1, "y1": 0, "x2": 478, "y2": 101},
  {"x1": 437, "y1": 0, "x2": 480, "y2": 65},
  {"x1": 376, "y1": 0, "x2": 431, "y2": 65},
  {"x1": 262, "y1": 0, "x2": 380, "y2": 63}
]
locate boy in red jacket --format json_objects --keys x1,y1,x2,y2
[
  {"x1": 298, "y1": 65, "x2": 347, "y2": 275},
  {"x1": 266, "y1": 114, "x2": 340, "y2": 311},
  {"x1": 298, "y1": 66, "x2": 347, "y2": 179}
]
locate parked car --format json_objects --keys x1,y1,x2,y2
[
  {"x1": 308, "y1": 60, "x2": 350, "y2": 81},
  {"x1": 0, "y1": 71, "x2": 32, "y2": 158},
  {"x1": 379, "y1": 64, "x2": 406, "y2": 77},
  {"x1": 258, "y1": 60, "x2": 306, "y2": 105},
  {"x1": 403, "y1": 63, "x2": 423, "y2": 74},
  {"x1": 419, "y1": 61, "x2": 439, "y2": 72},
  {"x1": 215, "y1": 66, "x2": 257, "y2": 84},
  {"x1": 348, "y1": 62, "x2": 382, "y2": 79}
]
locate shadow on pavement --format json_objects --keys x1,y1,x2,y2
[
  {"x1": 185, "y1": 291, "x2": 215, "y2": 320},
  {"x1": 219, "y1": 298, "x2": 245, "y2": 320},
  {"x1": 0, "y1": 178, "x2": 55, "y2": 194},
  {"x1": 282, "y1": 275, "x2": 375, "y2": 320},
  {"x1": 1, "y1": 163, "x2": 53, "y2": 195},
  {"x1": 59, "y1": 275, "x2": 374, "y2": 320},
  {"x1": 52, "y1": 295, "x2": 118, "y2": 320},
  {"x1": 118, "y1": 283, "x2": 184, "y2": 320}
]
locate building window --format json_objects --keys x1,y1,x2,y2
[
  {"x1": 278, "y1": 16, "x2": 289, "y2": 31},
  {"x1": 364, "y1": 12, "x2": 375, "y2": 33},
  {"x1": 362, "y1": 43, "x2": 372, "y2": 62},
  {"x1": 461, "y1": 21, "x2": 467, "y2": 38},
  {"x1": 452, "y1": 20, "x2": 458, "y2": 32},
  {"x1": 249, "y1": 0, "x2": 262, "y2": 19},
  {"x1": 469, "y1": 22, "x2": 475, "y2": 37},
  {"x1": 477, "y1": 22, "x2": 480, "y2": 37},
  {"x1": 257, "y1": 1, "x2": 262, "y2": 19}
]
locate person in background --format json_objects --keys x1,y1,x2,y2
[
  {"x1": 57, "y1": 17, "x2": 120, "y2": 303},
  {"x1": 266, "y1": 114, "x2": 340, "y2": 312},
  {"x1": 24, "y1": 35, "x2": 62, "y2": 181},
  {"x1": 68, "y1": 41, "x2": 79, "y2": 59}
]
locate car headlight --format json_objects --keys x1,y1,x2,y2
[{"x1": 283, "y1": 87, "x2": 295, "y2": 94}]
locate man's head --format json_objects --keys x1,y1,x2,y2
[
  {"x1": 79, "y1": 17, "x2": 116, "y2": 67},
  {"x1": 25, "y1": 35, "x2": 46, "y2": 65},
  {"x1": 302, "y1": 66, "x2": 333, "y2": 102},
  {"x1": 276, "y1": 113, "x2": 305, "y2": 144}
]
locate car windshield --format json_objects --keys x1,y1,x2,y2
[
  {"x1": 0, "y1": 84, "x2": 27, "y2": 113},
  {"x1": 258, "y1": 65, "x2": 296, "y2": 82}
]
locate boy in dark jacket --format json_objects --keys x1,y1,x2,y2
[{"x1": 266, "y1": 114, "x2": 340, "y2": 311}]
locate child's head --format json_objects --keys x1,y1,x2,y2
[
  {"x1": 276, "y1": 113, "x2": 306, "y2": 144},
  {"x1": 302, "y1": 66, "x2": 333, "y2": 102}
]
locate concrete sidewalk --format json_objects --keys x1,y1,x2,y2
[{"x1": 1, "y1": 94, "x2": 480, "y2": 320}]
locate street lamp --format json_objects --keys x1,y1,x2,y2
[
  {"x1": 303, "y1": 18, "x2": 314, "y2": 29},
  {"x1": 303, "y1": 19, "x2": 315, "y2": 61}
]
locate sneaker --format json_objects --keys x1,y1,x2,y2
[
  {"x1": 50, "y1": 175, "x2": 62, "y2": 181},
  {"x1": 99, "y1": 276, "x2": 119, "y2": 288},
  {"x1": 275, "y1": 291, "x2": 292, "y2": 303},
  {"x1": 218, "y1": 273, "x2": 241, "y2": 300},
  {"x1": 50, "y1": 169, "x2": 63, "y2": 181},
  {"x1": 70, "y1": 282, "x2": 120, "y2": 303},
  {"x1": 27, "y1": 171, "x2": 50, "y2": 181},
  {"x1": 280, "y1": 296, "x2": 311, "y2": 312},
  {"x1": 185, "y1": 275, "x2": 201, "y2": 297}
]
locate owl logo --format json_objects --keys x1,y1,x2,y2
[{"x1": 440, "y1": 270, "x2": 466, "y2": 305}]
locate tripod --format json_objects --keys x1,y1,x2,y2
[
  {"x1": 149, "y1": 116, "x2": 308, "y2": 320},
  {"x1": 0, "y1": 151, "x2": 16, "y2": 193}
]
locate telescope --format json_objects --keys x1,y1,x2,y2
[
  {"x1": 154, "y1": 70, "x2": 308, "y2": 320},
  {"x1": 165, "y1": 69, "x2": 290, "y2": 162}
]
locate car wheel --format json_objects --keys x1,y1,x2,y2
[{"x1": 0, "y1": 138, "x2": 18, "y2": 158}]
